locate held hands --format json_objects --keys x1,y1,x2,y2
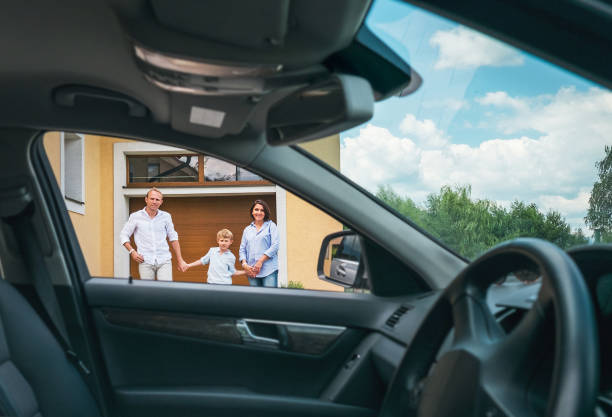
[
  {"x1": 242, "y1": 260, "x2": 263, "y2": 277},
  {"x1": 177, "y1": 259, "x2": 188, "y2": 273},
  {"x1": 181, "y1": 260, "x2": 202, "y2": 272},
  {"x1": 242, "y1": 261, "x2": 257, "y2": 277}
]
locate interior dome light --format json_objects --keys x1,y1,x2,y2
[{"x1": 134, "y1": 44, "x2": 283, "y2": 95}]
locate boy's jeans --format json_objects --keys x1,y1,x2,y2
[{"x1": 248, "y1": 270, "x2": 278, "y2": 288}]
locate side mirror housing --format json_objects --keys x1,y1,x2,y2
[{"x1": 317, "y1": 230, "x2": 368, "y2": 288}]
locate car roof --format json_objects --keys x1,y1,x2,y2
[{"x1": 0, "y1": 0, "x2": 609, "y2": 145}]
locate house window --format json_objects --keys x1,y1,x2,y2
[
  {"x1": 128, "y1": 155, "x2": 199, "y2": 183},
  {"x1": 62, "y1": 132, "x2": 85, "y2": 214},
  {"x1": 126, "y1": 154, "x2": 265, "y2": 187},
  {"x1": 147, "y1": 163, "x2": 160, "y2": 179},
  {"x1": 237, "y1": 167, "x2": 263, "y2": 181},
  {"x1": 204, "y1": 157, "x2": 236, "y2": 181}
]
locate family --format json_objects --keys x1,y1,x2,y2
[{"x1": 119, "y1": 188, "x2": 280, "y2": 287}]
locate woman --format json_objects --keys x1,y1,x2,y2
[{"x1": 239, "y1": 199, "x2": 279, "y2": 287}]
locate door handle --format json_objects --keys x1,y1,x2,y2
[{"x1": 236, "y1": 319, "x2": 280, "y2": 347}]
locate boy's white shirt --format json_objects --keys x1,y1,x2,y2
[{"x1": 200, "y1": 247, "x2": 236, "y2": 284}]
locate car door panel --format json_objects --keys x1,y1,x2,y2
[
  {"x1": 84, "y1": 278, "x2": 399, "y2": 416},
  {"x1": 91, "y1": 308, "x2": 364, "y2": 394},
  {"x1": 114, "y1": 387, "x2": 377, "y2": 417},
  {"x1": 84, "y1": 278, "x2": 397, "y2": 327},
  {"x1": 98, "y1": 309, "x2": 348, "y2": 355}
]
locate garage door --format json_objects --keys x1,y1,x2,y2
[{"x1": 129, "y1": 195, "x2": 277, "y2": 286}]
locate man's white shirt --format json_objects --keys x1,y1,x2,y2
[{"x1": 120, "y1": 207, "x2": 179, "y2": 265}]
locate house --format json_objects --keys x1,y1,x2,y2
[{"x1": 42, "y1": 132, "x2": 343, "y2": 290}]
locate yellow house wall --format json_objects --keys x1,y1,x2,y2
[
  {"x1": 43, "y1": 132, "x2": 62, "y2": 181},
  {"x1": 287, "y1": 135, "x2": 343, "y2": 291},
  {"x1": 298, "y1": 135, "x2": 341, "y2": 170},
  {"x1": 285, "y1": 192, "x2": 343, "y2": 291},
  {"x1": 43, "y1": 132, "x2": 129, "y2": 277}
]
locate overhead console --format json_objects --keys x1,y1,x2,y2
[{"x1": 104, "y1": 0, "x2": 421, "y2": 143}]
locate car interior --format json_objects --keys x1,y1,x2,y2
[{"x1": 0, "y1": 1, "x2": 610, "y2": 417}]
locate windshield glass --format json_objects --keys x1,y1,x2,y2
[{"x1": 306, "y1": 0, "x2": 611, "y2": 259}]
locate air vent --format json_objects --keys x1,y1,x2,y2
[{"x1": 385, "y1": 305, "x2": 411, "y2": 328}]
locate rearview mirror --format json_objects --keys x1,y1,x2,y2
[
  {"x1": 317, "y1": 230, "x2": 367, "y2": 288},
  {"x1": 266, "y1": 74, "x2": 374, "y2": 146}
]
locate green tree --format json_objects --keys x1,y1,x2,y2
[
  {"x1": 376, "y1": 185, "x2": 427, "y2": 228},
  {"x1": 425, "y1": 186, "x2": 501, "y2": 258},
  {"x1": 378, "y1": 185, "x2": 588, "y2": 259},
  {"x1": 585, "y1": 145, "x2": 612, "y2": 242}
]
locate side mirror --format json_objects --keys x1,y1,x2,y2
[
  {"x1": 266, "y1": 74, "x2": 374, "y2": 146},
  {"x1": 317, "y1": 230, "x2": 367, "y2": 288}
]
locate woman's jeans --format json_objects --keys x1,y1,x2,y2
[{"x1": 248, "y1": 270, "x2": 278, "y2": 287}]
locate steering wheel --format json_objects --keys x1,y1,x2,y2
[{"x1": 379, "y1": 238, "x2": 599, "y2": 417}]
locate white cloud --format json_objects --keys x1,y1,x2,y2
[
  {"x1": 430, "y1": 27, "x2": 524, "y2": 70},
  {"x1": 476, "y1": 91, "x2": 528, "y2": 111},
  {"x1": 480, "y1": 87, "x2": 612, "y2": 138},
  {"x1": 539, "y1": 191, "x2": 590, "y2": 217},
  {"x1": 538, "y1": 191, "x2": 591, "y2": 233},
  {"x1": 341, "y1": 87, "x2": 612, "y2": 231},
  {"x1": 340, "y1": 124, "x2": 421, "y2": 193},
  {"x1": 399, "y1": 114, "x2": 448, "y2": 149}
]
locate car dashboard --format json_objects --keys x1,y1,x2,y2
[
  {"x1": 568, "y1": 246, "x2": 612, "y2": 416},
  {"x1": 336, "y1": 245, "x2": 612, "y2": 415}
]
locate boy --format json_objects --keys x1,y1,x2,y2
[{"x1": 185, "y1": 229, "x2": 245, "y2": 284}]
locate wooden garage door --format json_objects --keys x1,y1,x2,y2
[{"x1": 129, "y1": 195, "x2": 276, "y2": 285}]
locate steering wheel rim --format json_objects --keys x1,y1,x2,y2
[{"x1": 379, "y1": 238, "x2": 599, "y2": 417}]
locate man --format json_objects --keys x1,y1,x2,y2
[{"x1": 120, "y1": 188, "x2": 188, "y2": 280}]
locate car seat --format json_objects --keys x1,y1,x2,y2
[{"x1": 0, "y1": 278, "x2": 101, "y2": 417}]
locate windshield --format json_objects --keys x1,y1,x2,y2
[{"x1": 304, "y1": 0, "x2": 611, "y2": 259}]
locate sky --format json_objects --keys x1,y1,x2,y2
[{"x1": 339, "y1": 0, "x2": 612, "y2": 233}]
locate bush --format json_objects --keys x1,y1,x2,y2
[{"x1": 287, "y1": 280, "x2": 304, "y2": 289}]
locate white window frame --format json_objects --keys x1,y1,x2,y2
[
  {"x1": 113, "y1": 141, "x2": 288, "y2": 286},
  {"x1": 60, "y1": 132, "x2": 85, "y2": 214}
]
